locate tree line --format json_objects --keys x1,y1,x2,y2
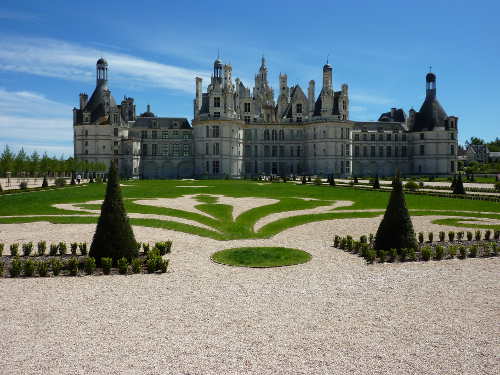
[{"x1": 0, "y1": 145, "x2": 106, "y2": 178}]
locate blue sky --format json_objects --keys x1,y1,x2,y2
[{"x1": 0, "y1": 0, "x2": 498, "y2": 156}]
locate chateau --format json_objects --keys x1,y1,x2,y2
[{"x1": 73, "y1": 58, "x2": 458, "y2": 178}]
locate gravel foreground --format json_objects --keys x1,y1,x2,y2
[{"x1": 1, "y1": 219, "x2": 499, "y2": 374}]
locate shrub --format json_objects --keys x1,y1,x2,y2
[
  {"x1": 418, "y1": 232, "x2": 424, "y2": 244},
  {"x1": 84, "y1": 257, "x2": 96, "y2": 275},
  {"x1": 359, "y1": 235, "x2": 367, "y2": 244},
  {"x1": 452, "y1": 174, "x2": 466, "y2": 195},
  {"x1": 494, "y1": 230, "x2": 500, "y2": 240},
  {"x1": 70, "y1": 242, "x2": 78, "y2": 255},
  {"x1": 458, "y1": 246, "x2": 467, "y2": 259},
  {"x1": 10, "y1": 258, "x2": 22, "y2": 277},
  {"x1": 352, "y1": 241, "x2": 360, "y2": 254},
  {"x1": 146, "y1": 256, "x2": 159, "y2": 273},
  {"x1": 0, "y1": 261, "x2": 3, "y2": 277},
  {"x1": 494, "y1": 181, "x2": 500, "y2": 192},
  {"x1": 22, "y1": 242, "x2": 33, "y2": 256},
  {"x1": 366, "y1": 250, "x2": 376, "y2": 264},
  {"x1": 369, "y1": 233, "x2": 374, "y2": 243},
  {"x1": 19, "y1": 181, "x2": 28, "y2": 190},
  {"x1": 484, "y1": 230, "x2": 491, "y2": 241},
  {"x1": 374, "y1": 172, "x2": 417, "y2": 252},
  {"x1": 70, "y1": 177, "x2": 76, "y2": 185},
  {"x1": 154, "y1": 241, "x2": 172, "y2": 256},
  {"x1": 492, "y1": 243, "x2": 499, "y2": 256},
  {"x1": 49, "y1": 243, "x2": 58, "y2": 256},
  {"x1": 457, "y1": 231, "x2": 464, "y2": 241},
  {"x1": 37, "y1": 241, "x2": 46, "y2": 256},
  {"x1": 136, "y1": 242, "x2": 142, "y2": 251},
  {"x1": 67, "y1": 257, "x2": 79, "y2": 276},
  {"x1": 399, "y1": 248, "x2": 408, "y2": 262},
  {"x1": 79, "y1": 242, "x2": 88, "y2": 256},
  {"x1": 421, "y1": 246, "x2": 432, "y2": 261},
  {"x1": 159, "y1": 259, "x2": 169, "y2": 273},
  {"x1": 439, "y1": 231, "x2": 445, "y2": 242},
  {"x1": 314, "y1": 177, "x2": 322, "y2": 186},
  {"x1": 142, "y1": 242, "x2": 150, "y2": 255},
  {"x1": 58, "y1": 242, "x2": 67, "y2": 256},
  {"x1": 50, "y1": 258, "x2": 63, "y2": 276},
  {"x1": 389, "y1": 248, "x2": 398, "y2": 263},
  {"x1": 301, "y1": 176, "x2": 307, "y2": 184},
  {"x1": 89, "y1": 162, "x2": 138, "y2": 265},
  {"x1": 434, "y1": 246, "x2": 444, "y2": 260},
  {"x1": 405, "y1": 181, "x2": 419, "y2": 191},
  {"x1": 372, "y1": 175, "x2": 380, "y2": 189},
  {"x1": 448, "y1": 231, "x2": 455, "y2": 242},
  {"x1": 378, "y1": 250, "x2": 386, "y2": 263},
  {"x1": 101, "y1": 257, "x2": 112, "y2": 275},
  {"x1": 10, "y1": 243, "x2": 19, "y2": 256},
  {"x1": 117, "y1": 257, "x2": 129, "y2": 275},
  {"x1": 131, "y1": 258, "x2": 142, "y2": 273},
  {"x1": 448, "y1": 246, "x2": 457, "y2": 258},
  {"x1": 0, "y1": 243, "x2": 3, "y2": 256},
  {"x1": 474, "y1": 231, "x2": 481, "y2": 241},
  {"x1": 42, "y1": 176, "x2": 49, "y2": 188},
  {"x1": 23, "y1": 259, "x2": 36, "y2": 276},
  {"x1": 346, "y1": 238, "x2": 354, "y2": 252},
  {"x1": 428, "y1": 232, "x2": 433, "y2": 243},
  {"x1": 408, "y1": 248, "x2": 417, "y2": 261},
  {"x1": 37, "y1": 261, "x2": 49, "y2": 277},
  {"x1": 333, "y1": 235, "x2": 340, "y2": 248},
  {"x1": 466, "y1": 232, "x2": 473, "y2": 241},
  {"x1": 54, "y1": 177, "x2": 66, "y2": 187},
  {"x1": 469, "y1": 245, "x2": 478, "y2": 258},
  {"x1": 360, "y1": 243, "x2": 369, "y2": 258}
]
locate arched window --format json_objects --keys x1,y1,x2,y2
[
  {"x1": 271, "y1": 129, "x2": 277, "y2": 141},
  {"x1": 279, "y1": 129, "x2": 284, "y2": 140},
  {"x1": 264, "y1": 129, "x2": 270, "y2": 140}
]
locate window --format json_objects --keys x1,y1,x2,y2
[
  {"x1": 84, "y1": 141, "x2": 88, "y2": 146},
  {"x1": 114, "y1": 128, "x2": 118, "y2": 137},
  {"x1": 386, "y1": 146, "x2": 391, "y2": 157},
  {"x1": 370, "y1": 146, "x2": 376, "y2": 157},
  {"x1": 244, "y1": 116, "x2": 251, "y2": 124},
  {"x1": 141, "y1": 130, "x2": 147, "y2": 139},
  {"x1": 244, "y1": 102, "x2": 251, "y2": 113},
  {"x1": 297, "y1": 146, "x2": 301, "y2": 157},
  {"x1": 254, "y1": 145, "x2": 258, "y2": 156},
  {"x1": 173, "y1": 130, "x2": 179, "y2": 136},
  {"x1": 272, "y1": 130, "x2": 277, "y2": 141},
  {"x1": 212, "y1": 160, "x2": 220, "y2": 174},
  {"x1": 370, "y1": 133, "x2": 375, "y2": 141},
  {"x1": 272, "y1": 146, "x2": 278, "y2": 157},
  {"x1": 161, "y1": 131, "x2": 168, "y2": 139},
  {"x1": 264, "y1": 145, "x2": 270, "y2": 157},
  {"x1": 142, "y1": 144, "x2": 148, "y2": 156},
  {"x1": 279, "y1": 129, "x2": 284, "y2": 140},
  {"x1": 114, "y1": 149, "x2": 118, "y2": 155},
  {"x1": 152, "y1": 131, "x2": 157, "y2": 139},
  {"x1": 212, "y1": 126, "x2": 220, "y2": 137},
  {"x1": 402, "y1": 134, "x2": 407, "y2": 141},
  {"x1": 378, "y1": 134, "x2": 383, "y2": 141},
  {"x1": 296, "y1": 103, "x2": 302, "y2": 114},
  {"x1": 114, "y1": 141, "x2": 118, "y2": 146},
  {"x1": 214, "y1": 97, "x2": 220, "y2": 107},
  {"x1": 451, "y1": 160, "x2": 455, "y2": 172},
  {"x1": 214, "y1": 112, "x2": 220, "y2": 118},
  {"x1": 386, "y1": 133, "x2": 391, "y2": 141},
  {"x1": 354, "y1": 134, "x2": 360, "y2": 141},
  {"x1": 206, "y1": 126, "x2": 210, "y2": 137},
  {"x1": 450, "y1": 132, "x2": 455, "y2": 140},
  {"x1": 363, "y1": 146, "x2": 368, "y2": 157},
  {"x1": 183, "y1": 144, "x2": 190, "y2": 156},
  {"x1": 279, "y1": 146, "x2": 285, "y2": 157},
  {"x1": 450, "y1": 144, "x2": 455, "y2": 155},
  {"x1": 345, "y1": 144, "x2": 350, "y2": 156},
  {"x1": 296, "y1": 117, "x2": 302, "y2": 123},
  {"x1": 205, "y1": 143, "x2": 209, "y2": 155},
  {"x1": 173, "y1": 144, "x2": 180, "y2": 156},
  {"x1": 245, "y1": 145, "x2": 251, "y2": 157},
  {"x1": 354, "y1": 145, "x2": 360, "y2": 157},
  {"x1": 264, "y1": 129, "x2": 270, "y2": 140},
  {"x1": 206, "y1": 161, "x2": 209, "y2": 173},
  {"x1": 84, "y1": 130, "x2": 88, "y2": 137},
  {"x1": 420, "y1": 145, "x2": 425, "y2": 155},
  {"x1": 341, "y1": 128, "x2": 344, "y2": 139},
  {"x1": 394, "y1": 134, "x2": 398, "y2": 142},
  {"x1": 402, "y1": 146, "x2": 407, "y2": 156},
  {"x1": 183, "y1": 132, "x2": 190, "y2": 140},
  {"x1": 113, "y1": 114, "x2": 119, "y2": 124},
  {"x1": 213, "y1": 143, "x2": 220, "y2": 155},
  {"x1": 420, "y1": 133, "x2": 424, "y2": 140},
  {"x1": 162, "y1": 144, "x2": 169, "y2": 155},
  {"x1": 152, "y1": 144, "x2": 158, "y2": 155},
  {"x1": 379, "y1": 146, "x2": 384, "y2": 157},
  {"x1": 85, "y1": 150, "x2": 88, "y2": 155},
  {"x1": 362, "y1": 133, "x2": 367, "y2": 141}
]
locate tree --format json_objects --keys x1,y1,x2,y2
[
  {"x1": 465, "y1": 137, "x2": 485, "y2": 147},
  {"x1": 374, "y1": 171, "x2": 417, "y2": 252},
  {"x1": 452, "y1": 173, "x2": 466, "y2": 195},
  {"x1": 373, "y1": 175, "x2": 380, "y2": 189},
  {"x1": 329, "y1": 175, "x2": 336, "y2": 186},
  {"x1": 89, "y1": 162, "x2": 138, "y2": 264},
  {"x1": 0, "y1": 145, "x2": 14, "y2": 177}
]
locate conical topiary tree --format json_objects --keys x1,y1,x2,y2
[
  {"x1": 374, "y1": 171, "x2": 417, "y2": 251},
  {"x1": 90, "y1": 162, "x2": 138, "y2": 264},
  {"x1": 453, "y1": 173, "x2": 466, "y2": 195},
  {"x1": 329, "y1": 175, "x2": 336, "y2": 186},
  {"x1": 42, "y1": 176, "x2": 48, "y2": 188},
  {"x1": 373, "y1": 175, "x2": 380, "y2": 189}
]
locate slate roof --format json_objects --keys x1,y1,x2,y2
[
  {"x1": 83, "y1": 82, "x2": 117, "y2": 123},
  {"x1": 412, "y1": 96, "x2": 448, "y2": 131},
  {"x1": 378, "y1": 108, "x2": 407, "y2": 122}
]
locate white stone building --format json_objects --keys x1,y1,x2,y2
[{"x1": 73, "y1": 58, "x2": 458, "y2": 178}]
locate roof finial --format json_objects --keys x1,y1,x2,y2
[
  {"x1": 261, "y1": 54, "x2": 265, "y2": 66},
  {"x1": 429, "y1": 65, "x2": 432, "y2": 73},
  {"x1": 217, "y1": 49, "x2": 220, "y2": 60},
  {"x1": 327, "y1": 53, "x2": 330, "y2": 65}
]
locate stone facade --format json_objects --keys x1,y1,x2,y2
[{"x1": 73, "y1": 58, "x2": 459, "y2": 178}]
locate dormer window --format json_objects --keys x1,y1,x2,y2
[
  {"x1": 244, "y1": 103, "x2": 251, "y2": 113},
  {"x1": 214, "y1": 97, "x2": 220, "y2": 108},
  {"x1": 296, "y1": 103, "x2": 302, "y2": 114}
]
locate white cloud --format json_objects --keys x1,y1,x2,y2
[{"x1": 0, "y1": 35, "x2": 211, "y2": 93}]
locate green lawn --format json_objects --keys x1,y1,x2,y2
[
  {"x1": 211, "y1": 247, "x2": 312, "y2": 267},
  {"x1": 0, "y1": 179, "x2": 499, "y2": 240}
]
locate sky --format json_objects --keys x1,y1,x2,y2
[{"x1": 0, "y1": 0, "x2": 499, "y2": 157}]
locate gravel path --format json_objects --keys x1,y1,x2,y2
[{"x1": 0, "y1": 216, "x2": 498, "y2": 374}]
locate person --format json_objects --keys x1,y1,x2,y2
[{"x1": 76, "y1": 174, "x2": 81, "y2": 184}]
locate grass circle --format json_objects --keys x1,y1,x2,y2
[{"x1": 211, "y1": 247, "x2": 311, "y2": 268}]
